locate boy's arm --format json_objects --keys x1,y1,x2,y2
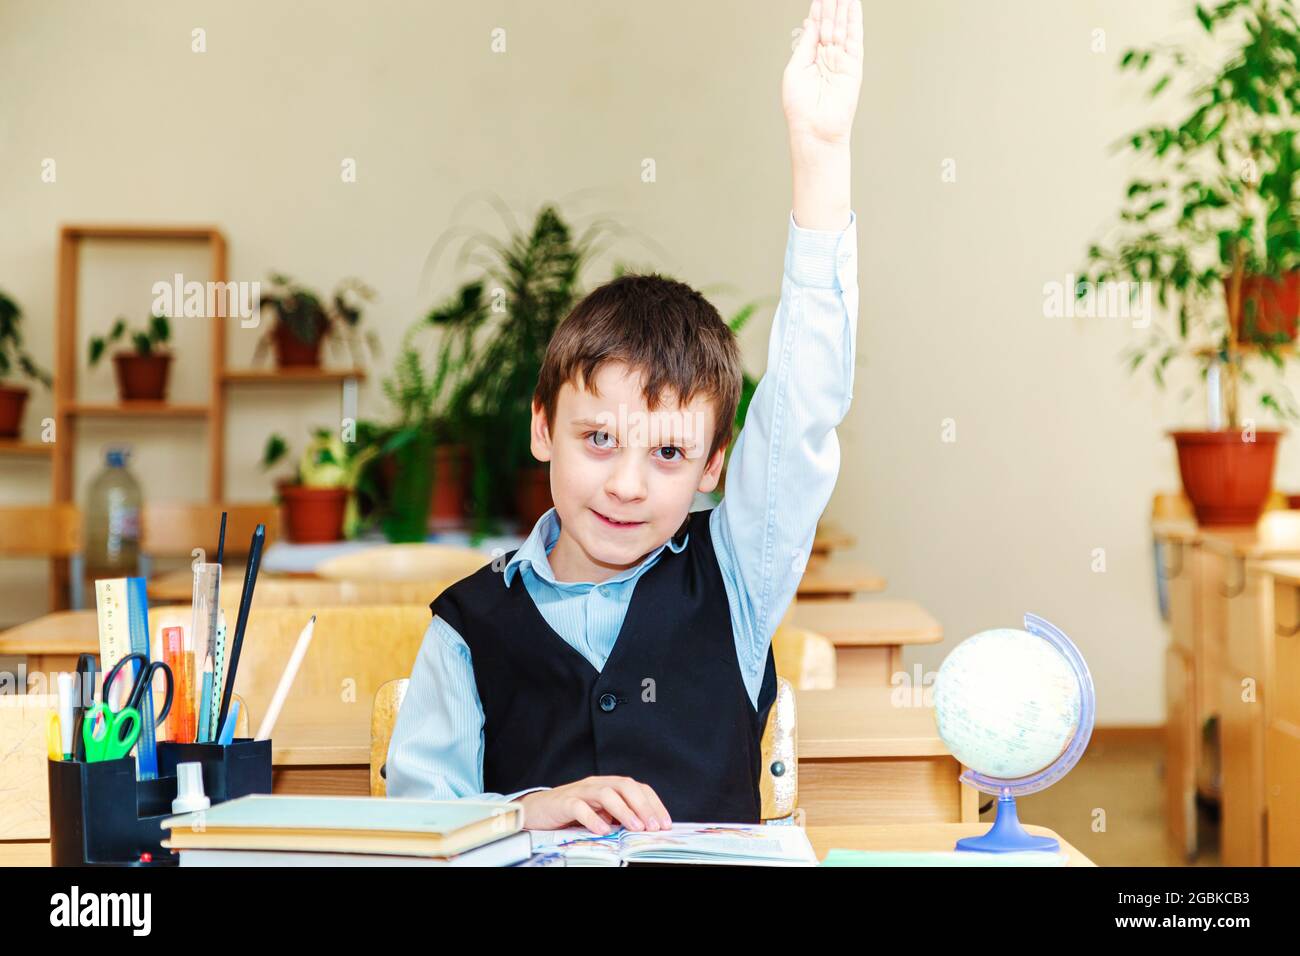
[
  {"x1": 713, "y1": 0, "x2": 863, "y2": 700},
  {"x1": 385, "y1": 616, "x2": 539, "y2": 802}
]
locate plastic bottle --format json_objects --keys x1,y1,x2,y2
[{"x1": 84, "y1": 446, "x2": 142, "y2": 578}]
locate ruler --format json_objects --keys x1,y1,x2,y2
[{"x1": 93, "y1": 577, "x2": 158, "y2": 779}]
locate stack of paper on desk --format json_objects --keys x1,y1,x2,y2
[
  {"x1": 161, "y1": 794, "x2": 530, "y2": 866},
  {"x1": 527, "y1": 822, "x2": 819, "y2": 867}
]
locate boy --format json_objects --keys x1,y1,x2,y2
[{"x1": 387, "y1": 0, "x2": 862, "y2": 833}]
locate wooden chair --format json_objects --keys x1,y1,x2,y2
[
  {"x1": 0, "y1": 504, "x2": 84, "y2": 610},
  {"x1": 228, "y1": 605, "x2": 430, "y2": 730},
  {"x1": 142, "y1": 501, "x2": 279, "y2": 559},
  {"x1": 316, "y1": 543, "x2": 487, "y2": 583},
  {"x1": 771, "y1": 626, "x2": 836, "y2": 689},
  {"x1": 251, "y1": 577, "x2": 462, "y2": 608},
  {"x1": 369, "y1": 675, "x2": 800, "y2": 821}
]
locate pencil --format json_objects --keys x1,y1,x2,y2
[{"x1": 255, "y1": 615, "x2": 316, "y2": 741}]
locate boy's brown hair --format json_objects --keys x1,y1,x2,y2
[{"x1": 534, "y1": 273, "x2": 742, "y2": 457}]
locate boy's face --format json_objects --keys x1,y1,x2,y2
[{"x1": 530, "y1": 361, "x2": 726, "y2": 581}]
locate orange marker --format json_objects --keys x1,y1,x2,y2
[{"x1": 162, "y1": 626, "x2": 195, "y2": 743}]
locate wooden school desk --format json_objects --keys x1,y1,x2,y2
[
  {"x1": 0, "y1": 609, "x2": 99, "y2": 681},
  {"x1": 787, "y1": 599, "x2": 942, "y2": 685},
  {"x1": 1158, "y1": 512, "x2": 1300, "y2": 862},
  {"x1": 795, "y1": 686, "x2": 979, "y2": 826},
  {"x1": 2, "y1": 824, "x2": 1094, "y2": 867},
  {"x1": 1236, "y1": 559, "x2": 1300, "y2": 866},
  {"x1": 795, "y1": 560, "x2": 886, "y2": 599}
]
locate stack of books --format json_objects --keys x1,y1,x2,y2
[{"x1": 161, "y1": 795, "x2": 531, "y2": 867}]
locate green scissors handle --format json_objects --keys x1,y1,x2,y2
[{"x1": 82, "y1": 702, "x2": 143, "y2": 762}]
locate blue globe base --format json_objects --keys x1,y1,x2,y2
[{"x1": 954, "y1": 795, "x2": 1060, "y2": 853}]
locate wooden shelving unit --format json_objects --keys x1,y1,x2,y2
[
  {"x1": 41, "y1": 222, "x2": 367, "y2": 608},
  {"x1": 0, "y1": 439, "x2": 54, "y2": 458},
  {"x1": 54, "y1": 224, "x2": 228, "y2": 506}
]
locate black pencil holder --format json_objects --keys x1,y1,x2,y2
[{"x1": 47, "y1": 738, "x2": 273, "y2": 867}]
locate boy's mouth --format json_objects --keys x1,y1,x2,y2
[{"x1": 592, "y1": 509, "x2": 645, "y2": 529}]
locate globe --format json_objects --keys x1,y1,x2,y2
[{"x1": 932, "y1": 613, "x2": 1095, "y2": 853}]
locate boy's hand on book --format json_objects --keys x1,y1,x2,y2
[
  {"x1": 782, "y1": 0, "x2": 864, "y2": 151},
  {"x1": 518, "y1": 776, "x2": 672, "y2": 834}
]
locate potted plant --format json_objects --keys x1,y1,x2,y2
[
  {"x1": 425, "y1": 201, "x2": 602, "y2": 532},
  {"x1": 0, "y1": 290, "x2": 52, "y2": 438},
  {"x1": 88, "y1": 312, "x2": 171, "y2": 401},
  {"x1": 257, "y1": 273, "x2": 379, "y2": 370},
  {"x1": 263, "y1": 429, "x2": 378, "y2": 543},
  {"x1": 373, "y1": 340, "x2": 441, "y2": 542},
  {"x1": 1079, "y1": 0, "x2": 1300, "y2": 526}
]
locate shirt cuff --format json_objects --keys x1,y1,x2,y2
[{"x1": 784, "y1": 209, "x2": 857, "y2": 291}]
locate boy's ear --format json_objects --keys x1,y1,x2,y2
[
  {"x1": 530, "y1": 400, "x2": 553, "y2": 462},
  {"x1": 696, "y1": 444, "x2": 727, "y2": 494}
]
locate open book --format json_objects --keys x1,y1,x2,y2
[{"x1": 526, "y1": 823, "x2": 818, "y2": 867}]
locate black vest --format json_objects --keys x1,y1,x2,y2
[{"x1": 429, "y1": 508, "x2": 778, "y2": 822}]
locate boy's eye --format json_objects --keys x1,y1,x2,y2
[
  {"x1": 653, "y1": 446, "x2": 684, "y2": 462},
  {"x1": 588, "y1": 430, "x2": 617, "y2": 449}
]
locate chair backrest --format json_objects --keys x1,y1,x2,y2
[
  {"x1": 252, "y1": 577, "x2": 461, "y2": 608},
  {"x1": 370, "y1": 677, "x2": 408, "y2": 797},
  {"x1": 0, "y1": 504, "x2": 80, "y2": 558},
  {"x1": 142, "y1": 502, "x2": 279, "y2": 558},
  {"x1": 230, "y1": 605, "x2": 429, "y2": 728},
  {"x1": 316, "y1": 544, "x2": 487, "y2": 583},
  {"x1": 771, "y1": 626, "x2": 836, "y2": 689},
  {"x1": 370, "y1": 674, "x2": 799, "y2": 821}
]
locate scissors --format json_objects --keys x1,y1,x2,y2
[{"x1": 82, "y1": 653, "x2": 174, "y2": 763}]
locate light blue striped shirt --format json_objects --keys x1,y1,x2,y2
[{"x1": 387, "y1": 209, "x2": 859, "y2": 801}]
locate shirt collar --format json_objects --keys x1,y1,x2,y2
[{"x1": 503, "y1": 508, "x2": 690, "y2": 588}]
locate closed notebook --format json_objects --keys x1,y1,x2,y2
[
  {"x1": 175, "y1": 831, "x2": 533, "y2": 868},
  {"x1": 162, "y1": 795, "x2": 523, "y2": 858},
  {"x1": 527, "y1": 822, "x2": 818, "y2": 867}
]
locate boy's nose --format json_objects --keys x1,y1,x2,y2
[{"x1": 605, "y1": 456, "x2": 648, "y2": 502}]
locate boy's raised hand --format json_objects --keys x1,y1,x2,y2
[
  {"x1": 783, "y1": 0, "x2": 865, "y2": 149},
  {"x1": 519, "y1": 775, "x2": 672, "y2": 834}
]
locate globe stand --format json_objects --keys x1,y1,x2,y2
[
  {"x1": 940, "y1": 613, "x2": 1096, "y2": 856},
  {"x1": 954, "y1": 794, "x2": 1059, "y2": 853}
]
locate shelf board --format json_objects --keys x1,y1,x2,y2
[
  {"x1": 0, "y1": 439, "x2": 54, "y2": 457},
  {"x1": 65, "y1": 402, "x2": 210, "y2": 418},
  {"x1": 222, "y1": 368, "x2": 367, "y2": 384},
  {"x1": 62, "y1": 224, "x2": 222, "y2": 242}
]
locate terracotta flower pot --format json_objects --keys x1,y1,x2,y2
[
  {"x1": 515, "y1": 464, "x2": 552, "y2": 530},
  {"x1": 279, "y1": 484, "x2": 348, "y2": 543},
  {"x1": 1170, "y1": 429, "x2": 1282, "y2": 526},
  {"x1": 0, "y1": 384, "x2": 29, "y2": 438},
  {"x1": 273, "y1": 319, "x2": 326, "y2": 368},
  {"x1": 1230, "y1": 271, "x2": 1300, "y2": 344},
  {"x1": 112, "y1": 352, "x2": 171, "y2": 401},
  {"x1": 430, "y1": 443, "x2": 469, "y2": 528}
]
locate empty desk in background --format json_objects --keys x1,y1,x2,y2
[
  {"x1": 788, "y1": 599, "x2": 941, "y2": 685},
  {"x1": 796, "y1": 560, "x2": 886, "y2": 599}
]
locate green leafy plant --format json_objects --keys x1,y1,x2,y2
[
  {"x1": 1079, "y1": 0, "x2": 1300, "y2": 426},
  {"x1": 0, "y1": 290, "x2": 52, "y2": 387},
  {"x1": 88, "y1": 312, "x2": 170, "y2": 366},
  {"x1": 257, "y1": 273, "x2": 380, "y2": 366},
  {"x1": 262, "y1": 428, "x2": 379, "y2": 538},
  {"x1": 423, "y1": 200, "x2": 604, "y2": 529}
]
